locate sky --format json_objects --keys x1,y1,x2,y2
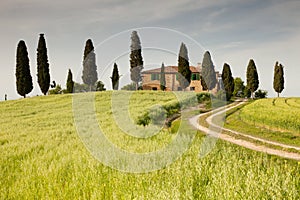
[{"x1": 1, "y1": 0, "x2": 300, "y2": 100}]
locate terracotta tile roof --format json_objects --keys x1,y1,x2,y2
[{"x1": 142, "y1": 66, "x2": 200, "y2": 74}]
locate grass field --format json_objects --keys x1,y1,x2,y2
[
  {"x1": 225, "y1": 98, "x2": 300, "y2": 147},
  {"x1": 0, "y1": 92, "x2": 300, "y2": 199}
]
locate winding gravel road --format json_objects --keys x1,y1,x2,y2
[{"x1": 189, "y1": 102, "x2": 300, "y2": 161}]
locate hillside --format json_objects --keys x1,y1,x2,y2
[{"x1": 0, "y1": 92, "x2": 299, "y2": 199}]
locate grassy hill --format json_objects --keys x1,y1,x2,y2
[
  {"x1": 225, "y1": 98, "x2": 300, "y2": 146},
  {"x1": 0, "y1": 92, "x2": 299, "y2": 199}
]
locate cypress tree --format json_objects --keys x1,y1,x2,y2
[
  {"x1": 201, "y1": 51, "x2": 217, "y2": 91},
  {"x1": 200, "y1": 76, "x2": 208, "y2": 91},
  {"x1": 16, "y1": 40, "x2": 33, "y2": 98},
  {"x1": 273, "y1": 61, "x2": 284, "y2": 97},
  {"x1": 130, "y1": 31, "x2": 143, "y2": 90},
  {"x1": 178, "y1": 43, "x2": 191, "y2": 90},
  {"x1": 82, "y1": 39, "x2": 98, "y2": 91},
  {"x1": 160, "y1": 62, "x2": 166, "y2": 91},
  {"x1": 246, "y1": 59, "x2": 259, "y2": 98},
  {"x1": 37, "y1": 33, "x2": 50, "y2": 95},
  {"x1": 111, "y1": 63, "x2": 120, "y2": 90},
  {"x1": 221, "y1": 63, "x2": 234, "y2": 101},
  {"x1": 66, "y1": 69, "x2": 74, "y2": 93}
]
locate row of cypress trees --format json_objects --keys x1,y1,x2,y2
[
  {"x1": 16, "y1": 34, "x2": 50, "y2": 98},
  {"x1": 221, "y1": 59, "x2": 285, "y2": 100},
  {"x1": 16, "y1": 34, "x2": 75, "y2": 98}
]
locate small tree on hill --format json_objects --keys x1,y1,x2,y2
[
  {"x1": 160, "y1": 62, "x2": 166, "y2": 91},
  {"x1": 233, "y1": 77, "x2": 245, "y2": 97},
  {"x1": 201, "y1": 51, "x2": 217, "y2": 91},
  {"x1": 221, "y1": 63, "x2": 234, "y2": 101},
  {"x1": 96, "y1": 81, "x2": 106, "y2": 91},
  {"x1": 82, "y1": 39, "x2": 98, "y2": 91},
  {"x1": 66, "y1": 69, "x2": 74, "y2": 93},
  {"x1": 37, "y1": 33, "x2": 50, "y2": 95},
  {"x1": 178, "y1": 43, "x2": 191, "y2": 90},
  {"x1": 246, "y1": 59, "x2": 259, "y2": 98},
  {"x1": 16, "y1": 40, "x2": 33, "y2": 98},
  {"x1": 273, "y1": 61, "x2": 284, "y2": 97},
  {"x1": 130, "y1": 31, "x2": 143, "y2": 90},
  {"x1": 111, "y1": 63, "x2": 120, "y2": 90}
]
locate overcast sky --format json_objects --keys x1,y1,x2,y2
[{"x1": 1, "y1": 0, "x2": 299, "y2": 100}]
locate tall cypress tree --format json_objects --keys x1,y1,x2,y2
[
  {"x1": 221, "y1": 63, "x2": 234, "y2": 101},
  {"x1": 16, "y1": 40, "x2": 33, "y2": 98},
  {"x1": 273, "y1": 61, "x2": 284, "y2": 97},
  {"x1": 37, "y1": 33, "x2": 50, "y2": 95},
  {"x1": 82, "y1": 39, "x2": 98, "y2": 91},
  {"x1": 111, "y1": 63, "x2": 120, "y2": 90},
  {"x1": 201, "y1": 51, "x2": 217, "y2": 91},
  {"x1": 178, "y1": 43, "x2": 191, "y2": 90},
  {"x1": 246, "y1": 59, "x2": 259, "y2": 98},
  {"x1": 160, "y1": 62, "x2": 166, "y2": 91},
  {"x1": 66, "y1": 69, "x2": 74, "y2": 93},
  {"x1": 130, "y1": 31, "x2": 143, "y2": 90}
]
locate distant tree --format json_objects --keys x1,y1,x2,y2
[
  {"x1": 96, "y1": 81, "x2": 106, "y2": 91},
  {"x1": 201, "y1": 51, "x2": 217, "y2": 91},
  {"x1": 243, "y1": 86, "x2": 251, "y2": 98},
  {"x1": 37, "y1": 33, "x2": 50, "y2": 95},
  {"x1": 82, "y1": 39, "x2": 98, "y2": 91},
  {"x1": 160, "y1": 62, "x2": 166, "y2": 91},
  {"x1": 233, "y1": 77, "x2": 245, "y2": 97},
  {"x1": 121, "y1": 82, "x2": 136, "y2": 91},
  {"x1": 273, "y1": 61, "x2": 284, "y2": 97},
  {"x1": 200, "y1": 76, "x2": 208, "y2": 91},
  {"x1": 73, "y1": 82, "x2": 90, "y2": 93},
  {"x1": 130, "y1": 31, "x2": 143, "y2": 90},
  {"x1": 66, "y1": 69, "x2": 74, "y2": 93},
  {"x1": 50, "y1": 81, "x2": 56, "y2": 88},
  {"x1": 246, "y1": 59, "x2": 259, "y2": 98},
  {"x1": 111, "y1": 63, "x2": 120, "y2": 90},
  {"x1": 16, "y1": 40, "x2": 33, "y2": 98},
  {"x1": 178, "y1": 43, "x2": 191, "y2": 90},
  {"x1": 221, "y1": 63, "x2": 234, "y2": 101},
  {"x1": 49, "y1": 84, "x2": 62, "y2": 95},
  {"x1": 255, "y1": 89, "x2": 268, "y2": 99}
]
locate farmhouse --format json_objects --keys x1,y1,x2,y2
[{"x1": 141, "y1": 64, "x2": 221, "y2": 93}]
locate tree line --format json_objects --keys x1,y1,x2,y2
[{"x1": 15, "y1": 31, "x2": 285, "y2": 99}]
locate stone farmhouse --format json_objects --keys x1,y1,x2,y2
[{"x1": 141, "y1": 64, "x2": 221, "y2": 93}]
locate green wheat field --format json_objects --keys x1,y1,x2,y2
[{"x1": 0, "y1": 91, "x2": 299, "y2": 199}]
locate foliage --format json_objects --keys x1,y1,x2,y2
[
  {"x1": 136, "y1": 112, "x2": 151, "y2": 127},
  {"x1": 96, "y1": 81, "x2": 106, "y2": 91},
  {"x1": 66, "y1": 69, "x2": 74, "y2": 93},
  {"x1": 221, "y1": 63, "x2": 234, "y2": 101},
  {"x1": 243, "y1": 86, "x2": 251, "y2": 98},
  {"x1": 15, "y1": 40, "x2": 33, "y2": 98},
  {"x1": 177, "y1": 43, "x2": 191, "y2": 90},
  {"x1": 130, "y1": 31, "x2": 143, "y2": 90},
  {"x1": 48, "y1": 84, "x2": 62, "y2": 95},
  {"x1": 37, "y1": 33, "x2": 50, "y2": 95},
  {"x1": 74, "y1": 82, "x2": 90, "y2": 93},
  {"x1": 254, "y1": 89, "x2": 268, "y2": 99},
  {"x1": 233, "y1": 77, "x2": 245, "y2": 97},
  {"x1": 200, "y1": 76, "x2": 208, "y2": 91},
  {"x1": 273, "y1": 62, "x2": 284, "y2": 97},
  {"x1": 111, "y1": 63, "x2": 120, "y2": 90},
  {"x1": 196, "y1": 92, "x2": 211, "y2": 103},
  {"x1": 160, "y1": 63, "x2": 166, "y2": 91},
  {"x1": 201, "y1": 51, "x2": 217, "y2": 90},
  {"x1": 121, "y1": 82, "x2": 136, "y2": 91},
  {"x1": 82, "y1": 39, "x2": 98, "y2": 91},
  {"x1": 246, "y1": 59, "x2": 259, "y2": 98},
  {"x1": 0, "y1": 93, "x2": 299, "y2": 199}
]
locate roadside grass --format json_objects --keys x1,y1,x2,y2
[
  {"x1": 225, "y1": 99, "x2": 300, "y2": 147},
  {"x1": 0, "y1": 92, "x2": 299, "y2": 199}
]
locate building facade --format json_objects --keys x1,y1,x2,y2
[{"x1": 141, "y1": 65, "x2": 220, "y2": 93}]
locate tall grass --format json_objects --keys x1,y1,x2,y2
[{"x1": 0, "y1": 92, "x2": 299, "y2": 199}]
